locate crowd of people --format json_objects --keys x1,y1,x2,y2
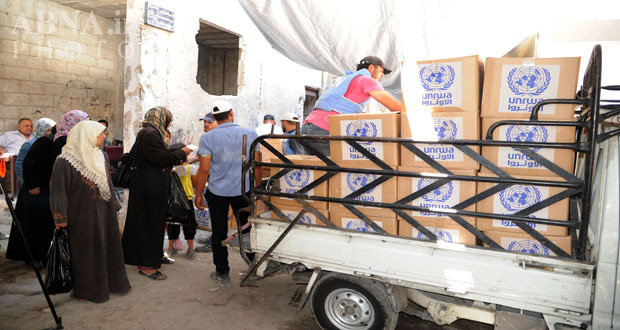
[{"x1": 0, "y1": 55, "x2": 400, "y2": 302}]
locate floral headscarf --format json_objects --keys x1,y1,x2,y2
[
  {"x1": 143, "y1": 106, "x2": 172, "y2": 144},
  {"x1": 54, "y1": 110, "x2": 89, "y2": 141},
  {"x1": 34, "y1": 118, "x2": 56, "y2": 138}
]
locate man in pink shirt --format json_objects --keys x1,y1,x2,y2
[{"x1": 301, "y1": 56, "x2": 403, "y2": 155}]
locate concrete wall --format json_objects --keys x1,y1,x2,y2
[
  {"x1": 122, "y1": 0, "x2": 324, "y2": 149},
  {"x1": 0, "y1": 0, "x2": 124, "y2": 139}
]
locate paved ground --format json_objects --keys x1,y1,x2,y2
[{"x1": 0, "y1": 195, "x2": 491, "y2": 330}]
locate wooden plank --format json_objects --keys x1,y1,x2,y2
[{"x1": 224, "y1": 49, "x2": 239, "y2": 95}]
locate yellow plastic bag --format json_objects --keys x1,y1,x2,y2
[{"x1": 179, "y1": 164, "x2": 194, "y2": 199}]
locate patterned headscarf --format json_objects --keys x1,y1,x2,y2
[
  {"x1": 143, "y1": 106, "x2": 172, "y2": 144},
  {"x1": 34, "y1": 118, "x2": 56, "y2": 138},
  {"x1": 54, "y1": 110, "x2": 89, "y2": 141},
  {"x1": 58, "y1": 121, "x2": 111, "y2": 201}
]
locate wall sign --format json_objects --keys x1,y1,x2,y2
[{"x1": 145, "y1": 2, "x2": 175, "y2": 32}]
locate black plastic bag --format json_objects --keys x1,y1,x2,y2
[
  {"x1": 44, "y1": 227, "x2": 72, "y2": 294},
  {"x1": 112, "y1": 153, "x2": 132, "y2": 188},
  {"x1": 166, "y1": 172, "x2": 194, "y2": 226}
]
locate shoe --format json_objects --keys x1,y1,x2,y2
[
  {"x1": 161, "y1": 256, "x2": 175, "y2": 265},
  {"x1": 0, "y1": 233, "x2": 7, "y2": 240},
  {"x1": 197, "y1": 237, "x2": 211, "y2": 245},
  {"x1": 195, "y1": 245, "x2": 212, "y2": 253},
  {"x1": 166, "y1": 248, "x2": 178, "y2": 256},
  {"x1": 139, "y1": 270, "x2": 167, "y2": 280},
  {"x1": 186, "y1": 251, "x2": 196, "y2": 260},
  {"x1": 210, "y1": 271, "x2": 231, "y2": 286}
]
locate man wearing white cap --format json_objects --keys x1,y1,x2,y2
[
  {"x1": 194, "y1": 100, "x2": 259, "y2": 286},
  {"x1": 280, "y1": 112, "x2": 302, "y2": 155}
]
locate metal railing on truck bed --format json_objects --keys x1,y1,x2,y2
[{"x1": 238, "y1": 45, "x2": 619, "y2": 278}]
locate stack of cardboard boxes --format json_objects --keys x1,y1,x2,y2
[
  {"x1": 258, "y1": 54, "x2": 581, "y2": 257},
  {"x1": 327, "y1": 113, "x2": 400, "y2": 234},
  {"x1": 396, "y1": 55, "x2": 482, "y2": 244},
  {"x1": 477, "y1": 56, "x2": 580, "y2": 256}
]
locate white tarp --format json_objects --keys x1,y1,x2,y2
[{"x1": 238, "y1": 0, "x2": 619, "y2": 140}]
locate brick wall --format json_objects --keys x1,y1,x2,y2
[{"x1": 0, "y1": 0, "x2": 123, "y2": 139}]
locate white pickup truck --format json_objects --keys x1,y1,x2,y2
[{"x1": 235, "y1": 45, "x2": 619, "y2": 330}]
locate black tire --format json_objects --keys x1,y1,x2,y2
[{"x1": 311, "y1": 273, "x2": 399, "y2": 330}]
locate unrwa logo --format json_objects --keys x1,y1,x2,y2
[
  {"x1": 499, "y1": 185, "x2": 542, "y2": 212},
  {"x1": 419, "y1": 64, "x2": 455, "y2": 91},
  {"x1": 507, "y1": 66, "x2": 551, "y2": 96},
  {"x1": 345, "y1": 120, "x2": 377, "y2": 146},
  {"x1": 283, "y1": 169, "x2": 310, "y2": 189},
  {"x1": 507, "y1": 240, "x2": 550, "y2": 256},
  {"x1": 417, "y1": 227, "x2": 454, "y2": 243},
  {"x1": 345, "y1": 219, "x2": 372, "y2": 232},
  {"x1": 417, "y1": 178, "x2": 453, "y2": 203},
  {"x1": 506, "y1": 125, "x2": 549, "y2": 152},
  {"x1": 433, "y1": 118, "x2": 458, "y2": 140},
  {"x1": 346, "y1": 173, "x2": 377, "y2": 194},
  {"x1": 287, "y1": 213, "x2": 313, "y2": 225}
]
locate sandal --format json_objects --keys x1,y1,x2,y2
[
  {"x1": 161, "y1": 256, "x2": 175, "y2": 264},
  {"x1": 139, "y1": 270, "x2": 167, "y2": 280}
]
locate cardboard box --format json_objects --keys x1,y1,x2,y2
[
  {"x1": 398, "y1": 218, "x2": 476, "y2": 245},
  {"x1": 401, "y1": 112, "x2": 480, "y2": 170},
  {"x1": 328, "y1": 168, "x2": 398, "y2": 217},
  {"x1": 270, "y1": 155, "x2": 329, "y2": 209},
  {"x1": 259, "y1": 139, "x2": 284, "y2": 178},
  {"x1": 330, "y1": 211, "x2": 398, "y2": 235},
  {"x1": 481, "y1": 57, "x2": 580, "y2": 119},
  {"x1": 476, "y1": 174, "x2": 569, "y2": 236},
  {"x1": 260, "y1": 203, "x2": 329, "y2": 226},
  {"x1": 483, "y1": 231, "x2": 572, "y2": 256},
  {"x1": 329, "y1": 113, "x2": 400, "y2": 166},
  {"x1": 480, "y1": 118, "x2": 575, "y2": 177},
  {"x1": 397, "y1": 167, "x2": 476, "y2": 223},
  {"x1": 416, "y1": 55, "x2": 481, "y2": 112}
]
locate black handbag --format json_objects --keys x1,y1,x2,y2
[
  {"x1": 166, "y1": 172, "x2": 196, "y2": 227},
  {"x1": 44, "y1": 227, "x2": 72, "y2": 294},
  {"x1": 112, "y1": 153, "x2": 132, "y2": 188}
]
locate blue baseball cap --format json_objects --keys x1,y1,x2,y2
[{"x1": 200, "y1": 113, "x2": 215, "y2": 122}]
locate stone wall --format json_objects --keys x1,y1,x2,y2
[{"x1": 0, "y1": 0, "x2": 124, "y2": 139}]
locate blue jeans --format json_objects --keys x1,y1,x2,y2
[{"x1": 300, "y1": 123, "x2": 330, "y2": 156}]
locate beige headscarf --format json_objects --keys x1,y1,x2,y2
[
  {"x1": 58, "y1": 120, "x2": 111, "y2": 201},
  {"x1": 143, "y1": 106, "x2": 172, "y2": 145}
]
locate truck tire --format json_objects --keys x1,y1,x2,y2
[{"x1": 311, "y1": 273, "x2": 399, "y2": 330}]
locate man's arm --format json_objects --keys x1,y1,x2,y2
[
  {"x1": 368, "y1": 90, "x2": 404, "y2": 112},
  {"x1": 194, "y1": 155, "x2": 211, "y2": 210}
]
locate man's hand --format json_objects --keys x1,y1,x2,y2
[
  {"x1": 55, "y1": 222, "x2": 68, "y2": 230},
  {"x1": 194, "y1": 193, "x2": 205, "y2": 210},
  {"x1": 28, "y1": 187, "x2": 40, "y2": 195},
  {"x1": 0, "y1": 146, "x2": 5, "y2": 154}
]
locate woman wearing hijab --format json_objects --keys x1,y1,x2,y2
[
  {"x1": 6, "y1": 111, "x2": 88, "y2": 265},
  {"x1": 122, "y1": 107, "x2": 191, "y2": 280},
  {"x1": 15, "y1": 118, "x2": 56, "y2": 183},
  {"x1": 50, "y1": 120, "x2": 131, "y2": 303}
]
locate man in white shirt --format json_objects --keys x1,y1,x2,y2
[
  {"x1": 254, "y1": 114, "x2": 283, "y2": 136},
  {"x1": 0, "y1": 118, "x2": 34, "y2": 155}
]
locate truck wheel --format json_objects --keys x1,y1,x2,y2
[{"x1": 311, "y1": 273, "x2": 399, "y2": 330}]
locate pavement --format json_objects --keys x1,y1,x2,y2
[{"x1": 0, "y1": 193, "x2": 491, "y2": 330}]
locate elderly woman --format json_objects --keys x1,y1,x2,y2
[
  {"x1": 6, "y1": 111, "x2": 88, "y2": 265},
  {"x1": 50, "y1": 120, "x2": 130, "y2": 303},
  {"x1": 15, "y1": 118, "x2": 56, "y2": 183},
  {"x1": 122, "y1": 107, "x2": 191, "y2": 280}
]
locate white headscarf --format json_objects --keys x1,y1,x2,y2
[
  {"x1": 58, "y1": 121, "x2": 111, "y2": 201},
  {"x1": 34, "y1": 118, "x2": 56, "y2": 138}
]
